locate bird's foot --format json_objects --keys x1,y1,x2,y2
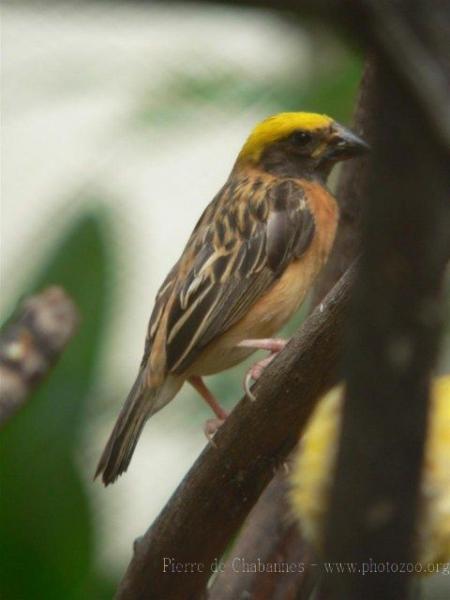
[
  {"x1": 204, "y1": 417, "x2": 227, "y2": 446},
  {"x1": 243, "y1": 354, "x2": 276, "y2": 400},
  {"x1": 238, "y1": 338, "x2": 288, "y2": 400},
  {"x1": 188, "y1": 375, "x2": 229, "y2": 443},
  {"x1": 239, "y1": 338, "x2": 287, "y2": 353}
]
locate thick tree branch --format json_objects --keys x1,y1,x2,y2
[
  {"x1": 312, "y1": 58, "x2": 375, "y2": 305},
  {"x1": 116, "y1": 262, "x2": 356, "y2": 600},
  {"x1": 323, "y1": 16, "x2": 450, "y2": 600},
  {"x1": 0, "y1": 287, "x2": 79, "y2": 426},
  {"x1": 208, "y1": 471, "x2": 316, "y2": 600}
]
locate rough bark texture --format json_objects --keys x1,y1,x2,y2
[
  {"x1": 312, "y1": 58, "x2": 375, "y2": 306},
  {"x1": 323, "y1": 14, "x2": 450, "y2": 600},
  {"x1": 116, "y1": 263, "x2": 356, "y2": 600},
  {"x1": 208, "y1": 471, "x2": 317, "y2": 600},
  {"x1": 0, "y1": 287, "x2": 80, "y2": 426}
]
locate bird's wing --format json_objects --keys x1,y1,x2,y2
[
  {"x1": 140, "y1": 260, "x2": 179, "y2": 368},
  {"x1": 162, "y1": 176, "x2": 316, "y2": 374}
]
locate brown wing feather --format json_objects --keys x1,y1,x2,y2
[
  {"x1": 140, "y1": 260, "x2": 179, "y2": 368},
  {"x1": 163, "y1": 175, "x2": 315, "y2": 374}
]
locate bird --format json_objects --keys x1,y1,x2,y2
[
  {"x1": 289, "y1": 376, "x2": 450, "y2": 572},
  {"x1": 96, "y1": 111, "x2": 369, "y2": 485}
]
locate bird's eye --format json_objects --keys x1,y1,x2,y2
[{"x1": 291, "y1": 131, "x2": 312, "y2": 146}]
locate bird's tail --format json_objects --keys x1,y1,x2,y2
[{"x1": 95, "y1": 370, "x2": 181, "y2": 485}]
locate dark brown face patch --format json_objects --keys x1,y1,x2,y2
[{"x1": 259, "y1": 128, "x2": 331, "y2": 179}]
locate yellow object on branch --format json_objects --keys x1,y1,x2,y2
[{"x1": 290, "y1": 377, "x2": 450, "y2": 573}]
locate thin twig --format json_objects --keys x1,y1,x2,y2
[{"x1": 0, "y1": 287, "x2": 79, "y2": 426}]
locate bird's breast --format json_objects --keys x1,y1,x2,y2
[{"x1": 188, "y1": 181, "x2": 338, "y2": 377}]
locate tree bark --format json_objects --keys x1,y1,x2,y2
[
  {"x1": 208, "y1": 470, "x2": 320, "y2": 600},
  {"x1": 0, "y1": 287, "x2": 80, "y2": 426},
  {"x1": 312, "y1": 58, "x2": 375, "y2": 306},
  {"x1": 323, "y1": 11, "x2": 450, "y2": 600}
]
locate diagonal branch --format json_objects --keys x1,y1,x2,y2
[
  {"x1": 208, "y1": 468, "x2": 317, "y2": 600},
  {"x1": 116, "y1": 261, "x2": 357, "y2": 600},
  {"x1": 0, "y1": 287, "x2": 80, "y2": 426}
]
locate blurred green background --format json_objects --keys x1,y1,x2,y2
[{"x1": 1, "y1": 2, "x2": 448, "y2": 599}]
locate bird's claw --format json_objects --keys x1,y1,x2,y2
[
  {"x1": 244, "y1": 370, "x2": 257, "y2": 401},
  {"x1": 204, "y1": 417, "x2": 226, "y2": 446},
  {"x1": 239, "y1": 338, "x2": 288, "y2": 400},
  {"x1": 243, "y1": 354, "x2": 278, "y2": 400}
]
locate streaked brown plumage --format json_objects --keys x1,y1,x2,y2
[{"x1": 96, "y1": 112, "x2": 368, "y2": 485}]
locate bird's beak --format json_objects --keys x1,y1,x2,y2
[{"x1": 326, "y1": 123, "x2": 370, "y2": 161}]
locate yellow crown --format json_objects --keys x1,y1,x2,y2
[{"x1": 239, "y1": 112, "x2": 332, "y2": 163}]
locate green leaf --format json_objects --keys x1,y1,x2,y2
[{"x1": 0, "y1": 211, "x2": 114, "y2": 599}]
